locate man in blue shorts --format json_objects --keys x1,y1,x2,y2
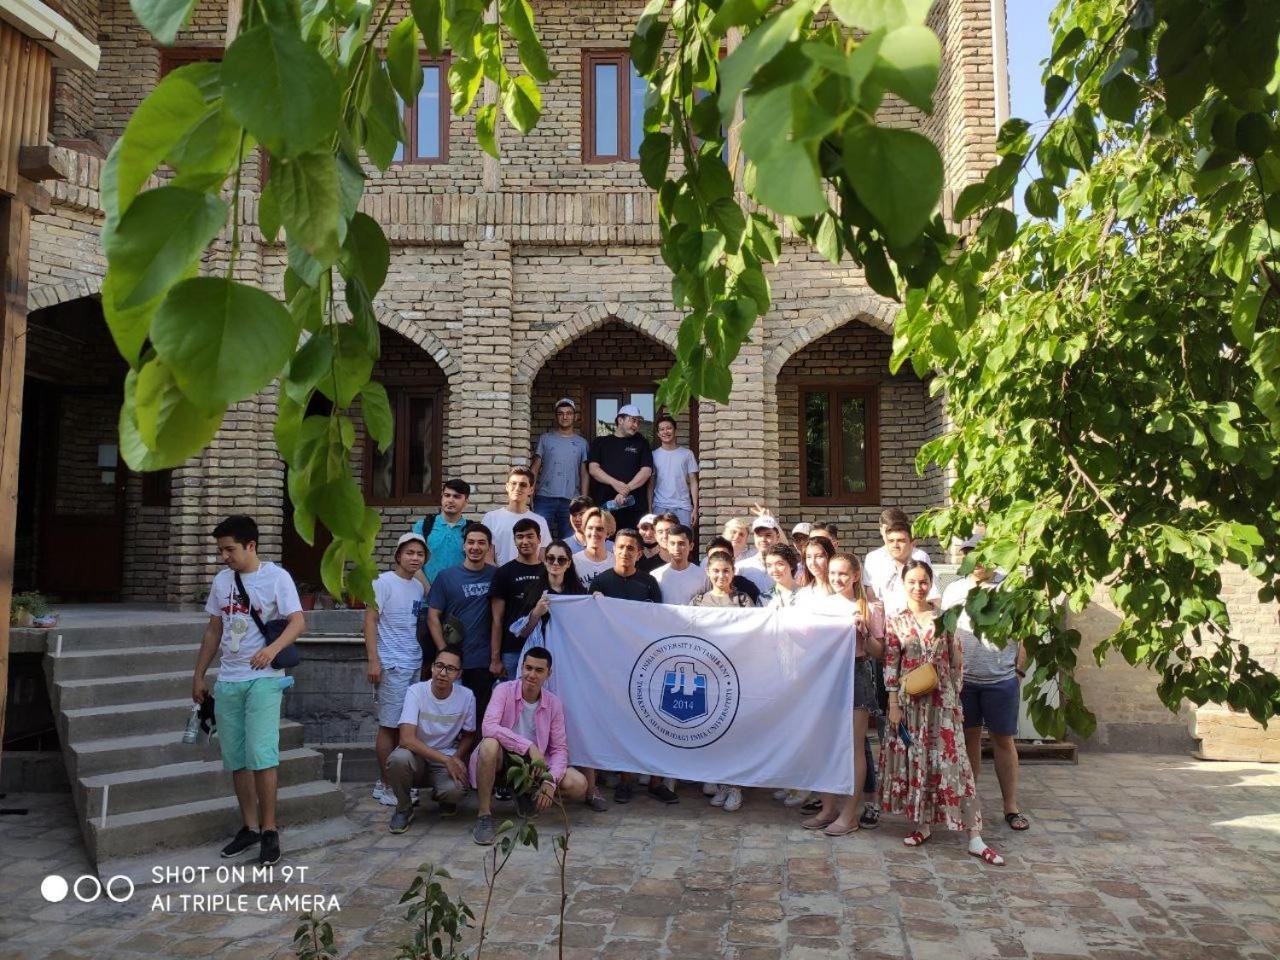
[{"x1": 942, "y1": 535, "x2": 1030, "y2": 833}]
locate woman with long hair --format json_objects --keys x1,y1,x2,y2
[
  {"x1": 796, "y1": 535, "x2": 836, "y2": 602},
  {"x1": 880, "y1": 560, "x2": 1003, "y2": 865},
  {"x1": 803, "y1": 553, "x2": 885, "y2": 834}
]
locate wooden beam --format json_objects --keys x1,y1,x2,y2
[
  {"x1": 0, "y1": 195, "x2": 31, "y2": 768},
  {"x1": 14, "y1": 176, "x2": 49, "y2": 215},
  {"x1": 17, "y1": 144, "x2": 71, "y2": 182}
]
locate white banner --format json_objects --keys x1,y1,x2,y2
[{"x1": 542, "y1": 594, "x2": 857, "y2": 795}]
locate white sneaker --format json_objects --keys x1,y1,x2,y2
[
  {"x1": 709, "y1": 785, "x2": 728, "y2": 807},
  {"x1": 772, "y1": 789, "x2": 788, "y2": 801},
  {"x1": 722, "y1": 788, "x2": 743, "y2": 812},
  {"x1": 373, "y1": 781, "x2": 397, "y2": 807},
  {"x1": 783, "y1": 790, "x2": 809, "y2": 808},
  {"x1": 702, "y1": 781, "x2": 719, "y2": 797}
]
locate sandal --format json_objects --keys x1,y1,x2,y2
[
  {"x1": 801, "y1": 814, "x2": 838, "y2": 830},
  {"x1": 823, "y1": 821, "x2": 859, "y2": 837},
  {"x1": 1004, "y1": 811, "x2": 1030, "y2": 831},
  {"x1": 902, "y1": 831, "x2": 931, "y2": 847},
  {"x1": 969, "y1": 846, "x2": 1005, "y2": 866}
]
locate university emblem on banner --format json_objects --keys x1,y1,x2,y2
[{"x1": 629, "y1": 635, "x2": 740, "y2": 748}]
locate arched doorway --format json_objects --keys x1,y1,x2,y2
[{"x1": 530, "y1": 317, "x2": 696, "y2": 452}]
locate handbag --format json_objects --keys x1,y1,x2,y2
[
  {"x1": 900, "y1": 662, "x2": 938, "y2": 697},
  {"x1": 234, "y1": 571, "x2": 301, "y2": 670}
]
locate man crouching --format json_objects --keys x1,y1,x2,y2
[{"x1": 470, "y1": 646, "x2": 587, "y2": 844}]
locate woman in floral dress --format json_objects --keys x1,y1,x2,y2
[{"x1": 879, "y1": 560, "x2": 1004, "y2": 865}]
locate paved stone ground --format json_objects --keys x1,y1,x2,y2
[{"x1": 2, "y1": 753, "x2": 1279, "y2": 960}]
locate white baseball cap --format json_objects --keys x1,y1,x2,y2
[
  {"x1": 638, "y1": 514, "x2": 658, "y2": 526},
  {"x1": 791, "y1": 522, "x2": 812, "y2": 536},
  {"x1": 617, "y1": 404, "x2": 643, "y2": 419},
  {"x1": 751, "y1": 516, "x2": 780, "y2": 531},
  {"x1": 555, "y1": 397, "x2": 577, "y2": 410},
  {"x1": 397, "y1": 532, "x2": 427, "y2": 550},
  {"x1": 956, "y1": 532, "x2": 984, "y2": 552}
]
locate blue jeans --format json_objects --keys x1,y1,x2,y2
[
  {"x1": 653, "y1": 502, "x2": 692, "y2": 527},
  {"x1": 533, "y1": 495, "x2": 572, "y2": 540},
  {"x1": 501, "y1": 651, "x2": 521, "y2": 680}
]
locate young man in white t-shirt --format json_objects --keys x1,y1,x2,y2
[
  {"x1": 385, "y1": 645, "x2": 477, "y2": 833},
  {"x1": 864, "y1": 508, "x2": 931, "y2": 605},
  {"x1": 483, "y1": 466, "x2": 552, "y2": 566},
  {"x1": 649, "y1": 414, "x2": 699, "y2": 527},
  {"x1": 572, "y1": 507, "x2": 614, "y2": 590},
  {"x1": 193, "y1": 515, "x2": 305, "y2": 866},
  {"x1": 736, "y1": 516, "x2": 782, "y2": 597},
  {"x1": 365, "y1": 532, "x2": 429, "y2": 807},
  {"x1": 866, "y1": 519, "x2": 940, "y2": 616},
  {"x1": 652, "y1": 524, "x2": 708, "y2": 605}
]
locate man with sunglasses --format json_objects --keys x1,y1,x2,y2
[{"x1": 385, "y1": 645, "x2": 476, "y2": 833}]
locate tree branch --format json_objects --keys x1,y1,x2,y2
[{"x1": 1066, "y1": 452, "x2": 1125, "y2": 523}]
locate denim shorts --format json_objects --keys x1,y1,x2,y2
[
  {"x1": 214, "y1": 678, "x2": 283, "y2": 772},
  {"x1": 854, "y1": 659, "x2": 880, "y2": 716},
  {"x1": 960, "y1": 675, "x2": 1020, "y2": 736},
  {"x1": 376, "y1": 664, "x2": 419, "y2": 728}
]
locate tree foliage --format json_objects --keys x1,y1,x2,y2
[{"x1": 107, "y1": 0, "x2": 1280, "y2": 730}]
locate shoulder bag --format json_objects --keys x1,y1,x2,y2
[{"x1": 234, "y1": 571, "x2": 301, "y2": 670}]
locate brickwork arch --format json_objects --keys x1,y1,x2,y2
[
  {"x1": 762, "y1": 291, "x2": 898, "y2": 390},
  {"x1": 513, "y1": 302, "x2": 676, "y2": 389},
  {"x1": 374, "y1": 307, "x2": 462, "y2": 381},
  {"x1": 28, "y1": 276, "x2": 103, "y2": 312}
]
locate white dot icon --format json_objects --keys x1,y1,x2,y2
[{"x1": 41, "y1": 875, "x2": 69, "y2": 903}]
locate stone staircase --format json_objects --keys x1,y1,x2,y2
[{"x1": 42, "y1": 618, "x2": 347, "y2": 864}]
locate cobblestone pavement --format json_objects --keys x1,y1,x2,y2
[{"x1": 2, "y1": 753, "x2": 1279, "y2": 960}]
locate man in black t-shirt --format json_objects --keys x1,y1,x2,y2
[
  {"x1": 592, "y1": 529, "x2": 671, "y2": 803},
  {"x1": 489, "y1": 518, "x2": 548, "y2": 679},
  {"x1": 587, "y1": 405, "x2": 654, "y2": 531}
]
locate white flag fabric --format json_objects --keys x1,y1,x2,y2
[{"x1": 541, "y1": 594, "x2": 857, "y2": 795}]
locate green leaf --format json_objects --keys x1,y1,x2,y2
[
  {"x1": 223, "y1": 23, "x2": 340, "y2": 158},
  {"x1": 719, "y1": 0, "x2": 816, "y2": 123},
  {"x1": 258, "y1": 177, "x2": 283, "y2": 245},
  {"x1": 101, "y1": 270, "x2": 162, "y2": 369},
  {"x1": 630, "y1": 0, "x2": 668, "y2": 75},
  {"x1": 152, "y1": 277, "x2": 300, "y2": 415},
  {"x1": 815, "y1": 212, "x2": 841, "y2": 263},
  {"x1": 310, "y1": 472, "x2": 367, "y2": 540},
  {"x1": 114, "y1": 64, "x2": 219, "y2": 218},
  {"x1": 387, "y1": 17, "x2": 425, "y2": 105},
  {"x1": 829, "y1": 0, "x2": 931, "y2": 32},
  {"x1": 102, "y1": 186, "x2": 228, "y2": 309},
  {"x1": 1024, "y1": 177, "x2": 1059, "y2": 219},
  {"x1": 360, "y1": 381, "x2": 394, "y2": 452},
  {"x1": 273, "y1": 152, "x2": 342, "y2": 265},
  {"x1": 1230, "y1": 284, "x2": 1263, "y2": 349},
  {"x1": 751, "y1": 144, "x2": 826, "y2": 216},
  {"x1": 1099, "y1": 72, "x2": 1140, "y2": 124},
  {"x1": 119, "y1": 365, "x2": 222, "y2": 471},
  {"x1": 363, "y1": 62, "x2": 405, "y2": 170},
  {"x1": 639, "y1": 131, "x2": 670, "y2": 190},
  {"x1": 448, "y1": 57, "x2": 484, "y2": 116},
  {"x1": 710, "y1": 0, "x2": 770, "y2": 31},
  {"x1": 500, "y1": 0, "x2": 553, "y2": 83},
  {"x1": 476, "y1": 102, "x2": 498, "y2": 158},
  {"x1": 843, "y1": 123, "x2": 943, "y2": 246},
  {"x1": 133, "y1": 356, "x2": 225, "y2": 462},
  {"x1": 320, "y1": 539, "x2": 347, "y2": 598},
  {"x1": 1050, "y1": 26, "x2": 1086, "y2": 65},
  {"x1": 286, "y1": 333, "x2": 336, "y2": 404},
  {"x1": 502, "y1": 75, "x2": 542, "y2": 135},
  {"x1": 870, "y1": 24, "x2": 941, "y2": 114},
  {"x1": 411, "y1": 0, "x2": 445, "y2": 55},
  {"x1": 316, "y1": 324, "x2": 376, "y2": 407},
  {"x1": 1044, "y1": 74, "x2": 1069, "y2": 113},
  {"x1": 342, "y1": 212, "x2": 390, "y2": 296},
  {"x1": 129, "y1": 0, "x2": 199, "y2": 44}
]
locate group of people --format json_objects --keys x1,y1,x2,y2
[{"x1": 192, "y1": 402, "x2": 1029, "y2": 868}]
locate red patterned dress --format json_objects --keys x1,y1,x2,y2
[{"x1": 877, "y1": 610, "x2": 981, "y2": 831}]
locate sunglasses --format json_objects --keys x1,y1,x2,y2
[{"x1": 545, "y1": 555, "x2": 571, "y2": 565}]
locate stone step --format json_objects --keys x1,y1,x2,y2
[
  {"x1": 55, "y1": 669, "x2": 219, "y2": 711},
  {"x1": 33, "y1": 621, "x2": 208, "y2": 652},
  {"x1": 88, "y1": 779, "x2": 348, "y2": 862},
  {"x1": 48, "y1": 643, "x2": 201, "y2": 681},
  {"x1": 62, "y1": 697, "x2": 194, "y2": 742},
  {"x1": 79, "y1": 747, "x2": 326, "y2": 816},
  {"x1": 69, "y1": 720, "x2": 306, "y2": 777}
]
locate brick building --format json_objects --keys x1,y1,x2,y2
[{"x1": 14, "y1": 0, "x2": 1278, "y2": 758}]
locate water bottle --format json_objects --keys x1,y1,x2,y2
[
  {"x1": 605, "y1": 494, "x2": 634, "y2": 512},
  {"x1": 182, "y1": 704, "x2": 201, "y2": 744}
]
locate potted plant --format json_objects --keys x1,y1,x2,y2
[
  {"x1": 296, "y1": 582, "x2": 320, "y2": 611},
  {"x1": 11, "y1": 591, "x2": 52, "y2": 628}
]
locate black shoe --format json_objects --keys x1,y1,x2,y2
[
  {"x1": 495, "y1": 785, "x2": 513, "y2": 801},
  {"x1": 859, "y1": 804, "x2": 880, "y2": 829},
  {"x1": 258, "y1": 830, "x2": 281, "y2": 866},
  {"x1": 514, "y1": 791, "x2": 536, "y2": 818},
  {"x1": 220, "y1": 826, "x2": 260, "y2": 858},
  {"x1": 800, "y1": 798, "x2": 822, "y2": 814},
  {"x1": 613, "y1": 781, "x2": 633, "y2": 804},
  {"x1": 438, "y1": 801, "x2": 459, "y2": 818},
  {"x1": 647, "y1": 782, "x2": 679, "y2": 804}
]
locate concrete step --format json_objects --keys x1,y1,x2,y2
[
  {"x1": 79, "y1": 747, "x2": 326, "y2": 815},
  {"x1": 62, "y1": 697, "x2": 194, "y2": 742},
  {"x1": 88, "y1": 779, "x2": 348, "y2": 862},
  {"x1": 33, "y1": 621, "x2": 208, "y2": 652},
  {"x1": 48, "y1": 643, "x2": 200, "y2": 681},
  {"x1": 55, "y1": 669, "x2": 218, "y2": 711},
  {"x1": 69, "y1": 720, "x2": 306, "y2": 777}
]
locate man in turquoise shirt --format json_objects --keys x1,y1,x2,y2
[{"x1": 412, "y1": 479, "x2": 473, "y2": 585}]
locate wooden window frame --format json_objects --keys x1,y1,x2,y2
[
  {"x1": 140, "y1": 469, "x2": 173, "y2": 508},
  {"x1": 582, "y1": 49, "x2": 640, "y2": 164},
  {"x1": 796, "y1": 380, "x2": 881, "y2": 507},
  {"x1": 396, "y1": 55, "x2": 451, "y2": 164},
  {"x1": 158, "y1": 46, "x2": 221, "y2": 75},
  {"x1": 363, "y1": 386, "x2": 445, "y2": 507}
]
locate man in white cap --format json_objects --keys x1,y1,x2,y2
[
  {"x1": 531, "y1": 398, "x2": 589, "y2": 540},
  {"x1": 636, "y1": 513, "x2": 666, "y2": 573},
  {"x1": 790, "y1": 522, "x2": 812, "y2": 556},
  {"x1": 365, "y1": 531, "x2": 430, "y2": 807},
  {"x1": 736, "y1": 516, "x2": 782, "y2": 596},
  {"x1": 587, "y1": 404, "x2": 654, "y2": 531}
]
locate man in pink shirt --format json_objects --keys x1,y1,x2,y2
[{"x1": 470, "y1": 646, "x2": 588, "y2": 844}]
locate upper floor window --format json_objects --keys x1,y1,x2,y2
[
  {"x1": 800, "y1": 384, "x2": 880, "y2": 506},
  {"x1": 365, "y1": 387, "x2": 443, "y2": 505},
  {"x1": 582, "y1": 50, "x2": 646, "y2": 163},
  {"x1": 393, "y1": 59, "x2": 449, "y2": 164}
]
